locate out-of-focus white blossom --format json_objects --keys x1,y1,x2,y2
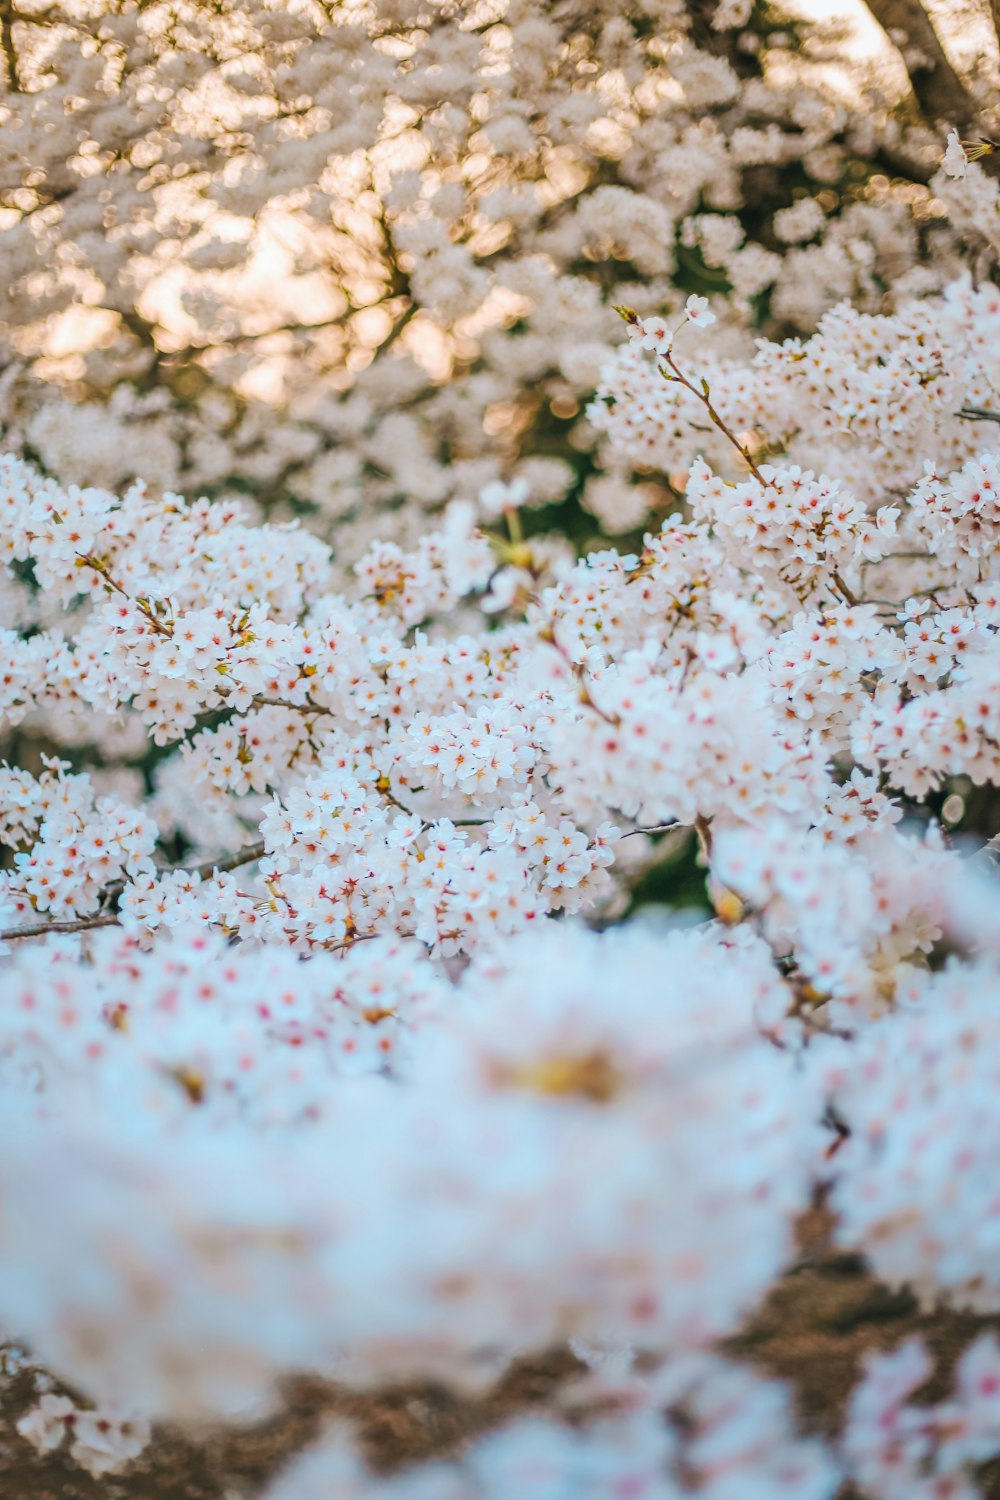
[{"x1": 944, "y1": 130, "x2": 969, "y2": 180}]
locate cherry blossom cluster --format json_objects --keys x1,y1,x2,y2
[
  {"x1": 822, "y1": 952, "x2": 1000, "y2": 1310},
  {"x1": 0, "y1": 0, "x2": 990, "y2": 560},
  {"x1": 592, "y1": 276, "x2": 1000, "y2": 513},
  {"x1": 9, "y1": 178, "x2": 1000, "y2": 1487},
  {"x1": 843, "y1": 1335, "x2": 1000, "y2": 1500},
  {"x1": 0, "y1": 760, "x2": 156, "y2": 927},
  {"x1": 0, "y1": 924, "x2": 449, "y2": 1109},
  {"x1": 0, "y1": 920, "x2": 819, "y2": 1417},
  {"x1": 17, "y1": 1393, "x2": 150, "y2": 1480}
]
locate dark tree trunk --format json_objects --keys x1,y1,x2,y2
[{"x1": 862, "y1": 0, "x2": 975, "y2": 125}]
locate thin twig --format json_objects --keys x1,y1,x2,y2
[
  {"x1": 76, "y1": 553, "x2": 174, "y2": 637},
  {"x1": 958, "y1": 407, "x2": 1000, "y2": 424},
  {"x1": 662, "y1": 349, "x2": 768, "y2": 486},
  {"x1": 621, "y1": 822, "x2": 682, "y2": 839}
]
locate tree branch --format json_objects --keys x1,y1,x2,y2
[
  {"x1": 2, "y1": 911, "x2": 124, "y2": 941},
  {"x1": 112, "y1": 838, "x2": 267, "y2": 897},
  {"x1": 621, "y1": 821, "x2": 682, "y2": 839},
  {"x1": 861, "y1": 0, "x2": 975, "y2": 125},
  {"x1": 683, "y1": 0, "x2": 767, "y2": 79},
  {"x1": 0, "y1": 0, "x2": 22, "y2": 92}
]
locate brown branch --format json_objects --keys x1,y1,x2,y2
[
  {"x1": 252, "y1": 695, "x2": 330, "y2": 715},
  {"x1": 861, "y1": 0, "x2": 975, "y2": 125},
  {"x1": 1, "y1": 911, "x2": 124, "y2": 941},
  {"x1": 106, "y1": 838, "x2": 267, "y2": 900},
  {"x1": 683, "y1": 0, "x2": 765, "y2": 79},
  {"x1": 0, "y1": 839, "x2": 266, "y2": 943},
  {"x1": 831, "y1": 570, "x2": 861, "y2": 610},
  {"x1": 375, "y1": 299, "x2": 418, "y2": 358},
  {"x1": 0, "y1": 0, "x2": 21, "y2": 91},
  {"x1": 162, "y1": 314, "x2": 359, "y2": 360},
  {"x1": 871, "y1": 142, "x2": 934, "y2": 186}
]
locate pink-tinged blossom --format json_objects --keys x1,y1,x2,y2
[
  {"x1": 684, "y1": 294, "x2": 717, "y2": 328},
  {"x1": 628, "y1": 316, "x2": 673, "y2": 355}
]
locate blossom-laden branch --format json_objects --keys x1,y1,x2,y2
[
  {"x1": 657, "y1": 352, "x2": 861, "y2": 609},
  {"x1": 617, "y1": 301, "x2": 864, "y2": 609},
  {"x1": 0, "y1": 840, "x2": 266, "y2": 942}
]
